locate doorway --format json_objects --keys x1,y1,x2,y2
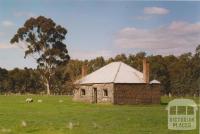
[{"x1": 93, "y1": 88, "x2": 97, "y2": 103}]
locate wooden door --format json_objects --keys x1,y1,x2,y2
[{"x1": 93, "y1": 88, "x2": 97, "y2": 103}]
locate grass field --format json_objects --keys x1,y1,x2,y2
[{"x1": 0, "y1": 96, "x2": 199, "y2": 134}]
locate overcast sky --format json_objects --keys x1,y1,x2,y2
[{"x1": 0, "y1": 1, "x2": 200, "y2": 69}]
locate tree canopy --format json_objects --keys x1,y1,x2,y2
[
  {"x1": 10, "y1": 16, "x2": 70, "y2": 95},
  {"x1": 0, "y1": 46, "x2": 200, "y2": 96}
]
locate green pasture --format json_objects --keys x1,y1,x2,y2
[{"x1": 0, "y1": 95, "x2": 199, "y2": 134}]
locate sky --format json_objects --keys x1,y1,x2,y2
[{"x1": 0, "y1": 0, "x2": 200, "y2": 69}]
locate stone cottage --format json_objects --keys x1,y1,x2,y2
[{"x1": 73, "y1": 59, "x2": 161, "y2": 104}]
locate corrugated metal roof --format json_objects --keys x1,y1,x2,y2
[{"x1": 75, "y1": 62, "x2": 160, "y2": 84}]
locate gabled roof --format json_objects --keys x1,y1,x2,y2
[{"x1": 75, "y1": 62, "x2": 160, "y2": 84}]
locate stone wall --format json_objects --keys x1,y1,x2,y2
[
  {"x1": 113, "y1": 83, "x2": 160, "y2": 104},
  {"x1": 73, "y1": 83, "x2": 114, "y2": 103},
  {"x1": 73, "y1": 83, "x2": 161, "y2": 104}
]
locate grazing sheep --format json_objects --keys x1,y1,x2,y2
[
  {"x1": 59, "y1": 100, "x2": 63, "y2": 103},
  {"x1": 37, "y1": 99, "x2": 42, "y2": 103},
  {"x1": 68, "y1": 122, "x2": 73, "y2": 129},
  {"x1": 21, "y1": 120, "x2": 27, "y2": 127},
  {"x1": 26, "y1": 98, "x2": 33, "y2": 103},
  {"x1": 67, "y1": 121, "x2": 79, "y2": 129},
  {"x1": 93, "y1": 122, "x2": 97, "y2": 128},
  {"x1": 1, "y1": 128, "x2": 11, "y2": 133}
]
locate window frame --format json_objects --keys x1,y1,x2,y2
[
  {"x1": 103, "y1": 89, "x2": 108, "y2": 97},
  {"x1": 80, "y1": 89, "x2": 86, "y2": 96}
]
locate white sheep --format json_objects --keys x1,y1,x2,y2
[
  {"x1": 26, "y1": 98, "x2": 33, "y2": 103},
  {"x1": 21, "y1": 120, "x2": 27, "y2": 127},
  {"x1": 59, "y1": 100, "x2": 63, "y2": 103},
  {"x1": 37, "y1": 99, "x2": 42, "y2": 103}
]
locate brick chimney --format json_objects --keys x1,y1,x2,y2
[
  {"x1": 81, "y1": 64, "x2": 88, "y2": 77},
  {"x1": 143, "y1": 59, "x2": 149, "y2": 83}
]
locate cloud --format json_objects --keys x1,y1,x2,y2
[
  {"x1": 144, "y1": 7, "x2": 169, "y2": 15},
  {"x1": 114, "y1": 21, "x2": 200, "y2": 55},
  {"x1": 0, "y1": 43, "x2": 16, "y2": 49},
  {"x1": 70, "y1": 49, "x2": 113, "y2": 60},
  {"x1": 1, "y1": 21, "x2": 14, "y2": 27},
  {"x1": 135, "y1": 7, "x2": 169, "y2": 21},
  {"x1": 14, "y1": 12, "x2": 36, "y2": 18}
]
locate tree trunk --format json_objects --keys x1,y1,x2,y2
[
  {"x1": 45, "y1": 79, "x2": 51, "y2": 95},
  {"x1": 46, "y1": 83, "x2": 50, "y2": 95},
  {"x1": 41, "y1": 69, "x2": 53, "y2": 95}
]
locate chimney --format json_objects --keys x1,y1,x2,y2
[
  {"x1": 143, "y1": 59, "x2": 149, "y2": 83},
  {"x1": 81, "y1": 64, "x2": 87, "y2": 77}
]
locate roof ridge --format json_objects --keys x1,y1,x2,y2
[
  {"x1": 134, "y1": 71, "x2": 144, "y2": 82},
  {"x1": 113, "y1": 62, "x2": 121, "y2": 82}
]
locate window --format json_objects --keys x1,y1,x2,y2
[
  {"x1": 103, "y1": 89, "x2": 108, "y2": 96},
  {"x1": 81, "y1": 89, "x2": 86, "y2": 96}
]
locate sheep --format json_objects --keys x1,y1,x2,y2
[
  {"x1": 1, "y1": 128, "x2": 11, "y2": 133},
  {"x1": 68, "y1": 122, "x2": 73, "y2": 129},
  {"x1": 21, "y1": 120, "x2": 27, "y2": 127},
  {"x1": 26, "y1": 98, "x2": 33, "y2": 103},
  {"x1": 67, "y1": 121, "x2": 79, "y2": 129},
  {"x1": 59, "y1": 100, "x2": 63, "y2": 103},
  {"x1": 37, "y1": 99, "x2": 42, "y2": 103}
]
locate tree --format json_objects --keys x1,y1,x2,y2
[
  {"x1": 114, "y1": 54, "x2": 127, "y2": 63},
  {"x1": 0, "y1": 68, "x2": 8, "y2": 93},
  {"x1": 65, "y1": 60, "x2": 83, "y2": 81},
  {"x1": 88, "y1": 57, "x2": 105, "y2": 72},
  {"x1": 10, "y1": 16, "x2": 70, "y2": 95},
  {"x1": 196, "y1": 44, "x2": 200, "y2": 56}
]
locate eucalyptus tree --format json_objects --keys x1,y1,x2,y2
[{"x1": 10, "y1": 16, "x2": 70, "y2": 95}]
